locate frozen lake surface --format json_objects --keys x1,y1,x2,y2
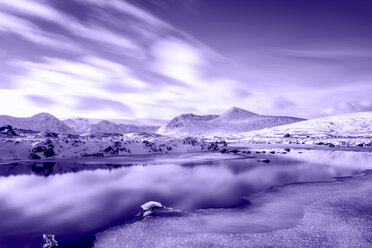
[{"x1": 0, "y1": 149, "x2": 371, "y2": 247}]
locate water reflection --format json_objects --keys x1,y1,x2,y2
[
  {"x1": 0, "y1": 150, "x2": 371, "y2": 248},
  {"x1": 0, "y1": 161, "x2": 140, "y2": 177}
]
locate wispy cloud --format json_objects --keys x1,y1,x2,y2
[
  {"x1": 323, "y1": 100, "x2": 372, "y2": 116},
  {"x1": 0, "y1": 12, "x2": 84, "y2": 52}
]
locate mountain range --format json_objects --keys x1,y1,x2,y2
[
  {"x1": 0, "y1": 107, "x2": 305, "y2": 135},
  {"x1": 0, "y1": 113, "x2": 160, "y2": 134},
  {"x1": 158, "y1": 107, "x2": 305, "y2": 136},
  {"x1": 0, "y1": 113, "x2": 74, "y2": 134}
]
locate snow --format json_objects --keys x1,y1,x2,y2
[
  {"x1": 0, "y1": 129, "x2": 228, "y2": 160},
  {"x1": 0, "y1": 113, "x2": 74, "y2": 134},
  {"x1": 227, "y1": 111, "x2": 372, "y2": 146},
  {"x1": 159, "y1": 107, "x2": 304, "y2": 136},
  {"x1": 140, "y1": 201, "x2": 163, "y2": 211}
]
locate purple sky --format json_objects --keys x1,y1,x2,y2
[{"x1": 0, "y1": 0, "x2": 371, "y2": 120}]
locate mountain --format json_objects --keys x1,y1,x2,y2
[
  {"x1": 157, "y1": 113, "x2": 219, "y2": 134},
  {"x1": 158, "y1": 107, "x2": 305, "y2": 136},
  {"x1": 0, "y1": 113, "x2": 74, "y2": 133},
  {"x1": 241, "y1": 111, "x2": 372, "y2": 138},
  {"x1": 63, "y1": 118, "x2": 95, "y2": 133},
  {"x1": 89, "y1": 120, "x2": 159, "y2": 134}
]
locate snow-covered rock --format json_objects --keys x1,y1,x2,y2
[{"x1": 138, "y1": 201, "x2": 181, "y2": 217}]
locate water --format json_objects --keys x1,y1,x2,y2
[{"x1": 0, "y1": 149, "x2": 371, "y2": 248}]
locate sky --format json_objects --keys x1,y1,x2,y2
[{"x1": 0, "y1": 0, "x2": 371, "y2": 121}]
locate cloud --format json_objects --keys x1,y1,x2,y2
[
  {"x1": 323, "y1": 100, "x2": 372, "y2": 116},
  {"x1": 25, "y1": 95, "x2": 56, "y2": 107},
  {"x1": 0, "y1": 0, "x2": 142, "y2": 55},
  {"x1": 0, "y1": 0, "x2": 62, "y2": 21},
  {"x1": 278, "y1": 48, "x2": 372, "y2": 59},
  {"x1": 273, "y1": 97, "x2": 297, "y2": 109},
  {"x1": 0, "y1": 12, "x2": 84, "y2": 52},
  {"x1": 81, "y1": 0, "x2": 170, "y2": 29},
  {"x1": 151, "y1": 38, "x2": 206, "y2": 87},
  {"x1": 75, "y1": 97, "x2": 132, "y2": 113}
]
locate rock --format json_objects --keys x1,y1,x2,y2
[
  {"x1": 220, "y1": 148, "x2": 229, "y2": 154},
  {"x1": 207, "y1": 142, "x2": 219, "y2": 151},
  {"x1": 269, "y1": 151, "x2": 275, "y2": 154},
  {"x1": 283, "y1": 133, "x2": 291, "y2": 138},
  {"x1": 229, "y1": 149, "x2": 239, "y2": 154},
  {"x1": 103, "y1": 146, "x2": 118, "y2": 155},
  {"x1": 284, "y1": 148, "x2": 291, "y2": 152},
  {"x1": 258, "y1": 159, "x2": 270, "y2": 163},
  {"x1": 141, "y1": 201, "x2": 163, "y2": 211},
  {"x1": 42, "y1": 234, "x2": 58, "y2": 248},
  {"x1": 32, "y1": 146, "x2": 47, "y2": 153},
  {"x1": 30, "y1": 153, "x2": 41, "y2": 160},
  {"x1": 44, "y1": 148, "x2": 55, "y2": 157},
  {"x1": 138, "y1": 201, "x2": 181, "y2": 217},
  {"x1": 0, "y1": 125, "x2": 17, "y2": 137},
  {"x1": 183, "y1": 137, "x2": 199, "y2": 146}
]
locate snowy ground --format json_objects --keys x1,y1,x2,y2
[
  {"x1": 0, "y1": 129, "x2": 226, "y2": 161},
  {"x1": 95, "y1": 171, "x2": 372, "y2": 248}
]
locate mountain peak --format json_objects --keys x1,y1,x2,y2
[
  {"x1": 221, "y1": 107, "x2": 257, "y2": 118},
  {"x1": 31, "y1": 112, "x2": 58, "y2": 120}
]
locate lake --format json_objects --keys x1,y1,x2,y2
[{"x1": 0, "y1": 148, "x2": 371, "y2": 248}]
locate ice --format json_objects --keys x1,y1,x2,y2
[
  {"x1": 42, "y1": 234, "x2": 58, "y2": 248},
  {"x1": 95, "y1": 172, "x2": 372, "y2": 248}
]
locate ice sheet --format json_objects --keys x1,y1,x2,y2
[{"x1": 95, "y1": 172, "x2": 372, "y2": 248}]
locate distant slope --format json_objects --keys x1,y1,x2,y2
[
  {"x1": 159, "y1": 107, "x2": 304, "y2": 136},
  {"x1": 90, "y1": 120, "x2": 159, "y2": 134},
  {"x1": 63, "y1": 118, "x2": 94, "y2": 133},
  {"x1": 157, "y1": 114, "x2": 219, "y2": 134},
  {"x1": 241, "y1": 111, "x2": 372, "y2": 138},
  {"x1": 0, "y1": 113, "x2": 74, "y2": 133}
]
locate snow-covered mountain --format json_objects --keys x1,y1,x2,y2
[
  {"x1": 63, "y1": 118, "x2": 95, "y2": 133},
  {"x1": 159, "y1": 107, "x2": 305, "y2": 136},
  {"x1": 0, "y1": 113, "x2": 74, "y2": 133},
  {"x1": 89, "y1": 120, "x2": 159, "y2": 134},
  {"x1": 240, "y1": 111, "x2": 372, "y2": 139}
]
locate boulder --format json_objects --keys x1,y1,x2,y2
[
  {"x1": 44, "y1": 148, "x2": 55, "y2": 158},
  {"x1": 258, "y1": 159, "x2": 270, "y2": 163},
  {"x1": 0, "y1": 125, "x2": 17, "y2": 137},
  {"x1": 30, "y1": 153, "x2": 41, "y2": 160},
  {"x1": 138, "y1": 201, "x2": 181, "y2": 217}
]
